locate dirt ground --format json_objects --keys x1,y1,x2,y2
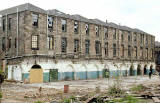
[{"x1": 1, "y1": 75, "x2": 160, "y2": 103}]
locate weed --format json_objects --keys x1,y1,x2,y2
[
  {"x1": 34, "y1": 100, "x2": 43, "y2": 103},
  {"x1": 130, "y1": 84, "x2": 145, "y2": 93},
  {"x1": 0, "y1": 92, "x2": 2, "y2": 98}
]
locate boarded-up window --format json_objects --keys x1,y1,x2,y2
[{"x1": 48, "y1": 36, "x2": 54, "y2": 50}]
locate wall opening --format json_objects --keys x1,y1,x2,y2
[
  {"x1": 144, "y1": 65, "x2": 147, "y2": 75},
  {"x1": 137, "y1": 64, "x2": 141, "y2": 75}
]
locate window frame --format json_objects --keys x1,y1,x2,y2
[
  {"x1": 48, "y1": 36, "x2": 54, "y2": 50},
  {"x1": 85, "y1": 24, "x2": 89, "y2": 35},
  {"x1": 61, "y1": 19, "x2": 67, "y2": 32},
  {"x1": 85, "y1": 40, "x2": 90, "y2": 54},
  {"x1": 48, "y1": 16, "x2": 53, "y2": 29},
  {"x1": 32, "y1": 13, "x2": 39, "y2": 27},
  {"x1": 61, "y1": 37, "x2": 67, "y2": 53},
  {"x1": 74, "y1": 21, "x2": 79, "y2": 34},
  {"x1": 31, "y1": 35, "x2": 39, "y2": 50}
]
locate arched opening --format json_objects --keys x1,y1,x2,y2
[
  {"x1": 30, "y1": 64, "x2": 43, "y2": 83},
  {"x1": 144, "y1": 65, "x2": 147, "y2": 75},
  {"x1": 137, "y1": 64, "x2": 141, "y2": 75},
  {"x1": 129, "y1": 65, "x2": 134, "y2": 76}
]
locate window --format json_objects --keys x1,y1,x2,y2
[
  {"x1": 85, "y1": 40, "x2": 90, "y2": 54},
  {"x1": 8, "y1": 18, "x2": 11, "y2": 30},
  {"x1": 113, "y1": 28, "x2": 116, "y2": 39},
  {"x1": 8, "y1": 38, "x2": 11, "y2": 48},
  {"x1": 0, "y1": 16, "x2": 2, "y2": 27},
  {"x1": 48, "y1": 16, "x2": 53, "y2": 29},
  {"x1": 104, "y1": 28, "x2": 108, "y2": 39},
  {"x1": 61, "y1": 37, "x2": 67, "y2": 53},
  {"x1": 2, "y1": 37, "x2": 5, "y2": 51},
  {"x1": 134, "y1": 46, "x2": 137, "y2": 59},
  {"x1": 128, "y1": 32, "x2": 131, "y2": 42},
  {"x1": 61, "y1": 19, "x2": 67, "y2": 32},
  {"x1": 95, "y1": 26, "x2": 99, "y2": 37},
  {"x1": 113, "y1": 43, "x2": 116, "y2": 57},
  {"x1": 3, "y1": 19, "x2": 5, "y2": 32},
  {"x1": 95, "y1": 41, "x2": 101, "y2": 54},
  {"x1": 15, "y1": 38, "x2": 17, "y2": 48},
  {"x1": 85, "y1": 24, "x2": 89, "y2": 35},
  {"x1": 31, "y1": 35, "x2": 38, "y2": 49},
  {"x1": 74, "y1": 39, "x2": 79, "y2": 52},
  {"x1": 48, "y1": 36, "x2": 54, "y2": 50},
  {"x1": 32, "y1": 13, "x2": 38, "y2": 27},
  {"x1": 140, "y1": 34, "x2": 143, "y2": 44},
  {"x1": 74, "y1": 21, "x2": 79, "y2": 34},
  {"x1": 121, "y1": 31, "x2": 124, "y2": 42},
  {"x1": 128, "y1": 45, "x2": 131, "y2": 58},
  {"x1": 134, "y1": 33, "x2": 137, "y2": 45},
  {"x1": 104, "y1": 42, "x2": 108, "y2": 56},
  {"x1": 145, "y1": 35, "x2": 148, "y2": 45},
  {"x1": 140, "y1": 47, "x2": 143, "y2": 58},
  {"x1": 146, "y1": 48, "x2": 148, "y2": 59},
  {"x1": 121, "y1": 44, "x2": 124, "y2": 57}
]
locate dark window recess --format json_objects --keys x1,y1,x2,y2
[
  {"x1": 135, "y1": 46, "x2": 137, "y2": 58},
  {"x1": 74, "y1": 39, "x2": 79, "y2": 52},
  {"x1": 113, "y1": 29, "x2": 116, "y2": 39},
  {"x1": 146, "y1": 48, "x2": 148, "y2": 59},
  {"x1": 85, "y1": 40, "x2": 90, "y2": 54},
  {"x1": 8, "y1": 18, "x2": 11, "y2": 30},
  {"x1": 104, "y1": 42, "x2": 108, "y2": 56},
  {"x1": 128, "y1": 45, "x2": 131, "y2": 57},
  {"x1": 2, "y1": 37, "x2": 5, "y2": 51},
  {"x1": 146, "y1": 36, "x2": 148, "y2": 45},
  {"x1": 121, "y1": 31, "x2": 124, "y2": 42},
  {"x1": 74, "y1": 21, "x2": 79, "y2": 34},
  {"x1": 61, "y1": 37, "x2": 67, "y2": 53},
  {"x1": 121, "y1": 44, "x2": 124, "y2": 57},
  {"x1": 15, "y1": 38, "x2": 17, "y2": 48},
  {"x1": 134, "y1": 33, "x2": 137, "y2": 44},
  {"x1": 8, "y1": 38, "x2": 11, "y2": 48},
  {"x1": 61, "y1": 19, "x2": 67, "y2": 32},
  {"x1": 32, "y1": 13, "x2": 38, "y2": 27},
  {"x1": 31, "y1": 35, "x2": 38, "y2": 50},
  {"x1": 104, "y1": 28, "x2": 108, "y2": 39},
  {"x1": 128, "y1": 32, "x2": 131, "y2": 42},
  {"x1": 3, "y1": 19, "x2": 5, "y2": 32},
  {"x1": 95, "y1": 26, "x2": 99, "y2": 37},
  {"x1": 48, "y1": 36, "x2": 54, "y2": 50},
  {"x1": 140, "y1": 47, "x2": 143, "y2": 58},
  {"x1": 85, "y1": 24, "x2": 89, "y2": 35},
  {"x1": 95, "y1": 41, "x2": 101, "y2": 55},
  {"x1": 113, "y1": 43, "x2": 116, "y2": 57},
  {"x1": 48, "y1": 16, "x2": 53, "y2": 29}
]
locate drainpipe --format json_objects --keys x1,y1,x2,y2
[{"x1": 16, "y1": 8, "x2": 19, "y2": 56}]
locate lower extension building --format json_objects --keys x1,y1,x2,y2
[{"x1": 0, "y1": 3, "x2": 155, "y2": 83}]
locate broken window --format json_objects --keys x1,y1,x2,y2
[
  {"x1": 48, "y1": 16, "x2": 53, "y2": 29},
  {"x1": 113, "y1": 43, "x2": 116, "y2": 57},
  {"x1": 85, "y1": 40, "x2": 90, "y2": 54},
  {"x1": 95, "y1": 41, "x2": 101, "y2": 55},
  {"x1": 2, "y1": 37, "x2": 5, "y2": 51},
  {"x1": 104, "y1": 28, "x2": 108, "y2": 39},
  {"x1": 3, "y1": 19, "x2": 5, "y2": 32},
  {"x1": 74, "y1": 21, "x2": 79, "y2": 34},
  {"x1": 8, "y1": 18, "x2": 11, "y2": 30},
  {"x1": 31, "y1": 35, "x2": 38, "y2": 49},
  {"x1": 104, "y1": 42, "x2": 108, "y2": 56},
  {"x1": 95, "y1": 26, "x2": 99, "y2": 37},
  {"x1": 61, "y1": 19, "x2": 67, "y2": 32},
  {"x1": 32, "y1": 13, "x2": 38, "y2": 27},
  {"x1": 128, "y1": 45, "x2": 131, "y2": 58},
  {"x1": 85, "y1": 24, "x2": 89, "y2": 35},
  {"x1": 61, "y1": 37, "x2": 67, "y2": 53},
  {"x1": 113, "y1": 28, "x2": 116, "y2": 39},
  {"x1": 74, "y1": 39, "x2": 79, "y2": 52},
  {"x1": 48, "y1": 36, "x2": 54, "y2": 50}
]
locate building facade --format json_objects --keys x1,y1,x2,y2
[
  {"x1": 0, "y1": 3, "x2": 155, "y2": 83},
  {"x1": 155, "y1": 41, "x2": 160, "y2": 71}
]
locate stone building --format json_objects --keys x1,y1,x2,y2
[
  {"x1": 155, "y1": 41, "x2": 160, "y2": 71},
  {"x1": 0, "y1": 3, "x2": 155, "y2": 83}
]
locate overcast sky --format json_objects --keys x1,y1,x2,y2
[{"x1": 0, "y1": 0, "x2": 159, "y2": 41}]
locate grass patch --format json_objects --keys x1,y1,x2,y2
[
  {"x1": 130, "y1": 84, "x2": 146, "y2": 93},
  {"x1": 0, "y1": 92, "x2": 2, "y2": 98}
]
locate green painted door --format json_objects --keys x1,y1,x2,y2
[{"x1": 49, "y1": 69, "x2": 58, "y2": 82}]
